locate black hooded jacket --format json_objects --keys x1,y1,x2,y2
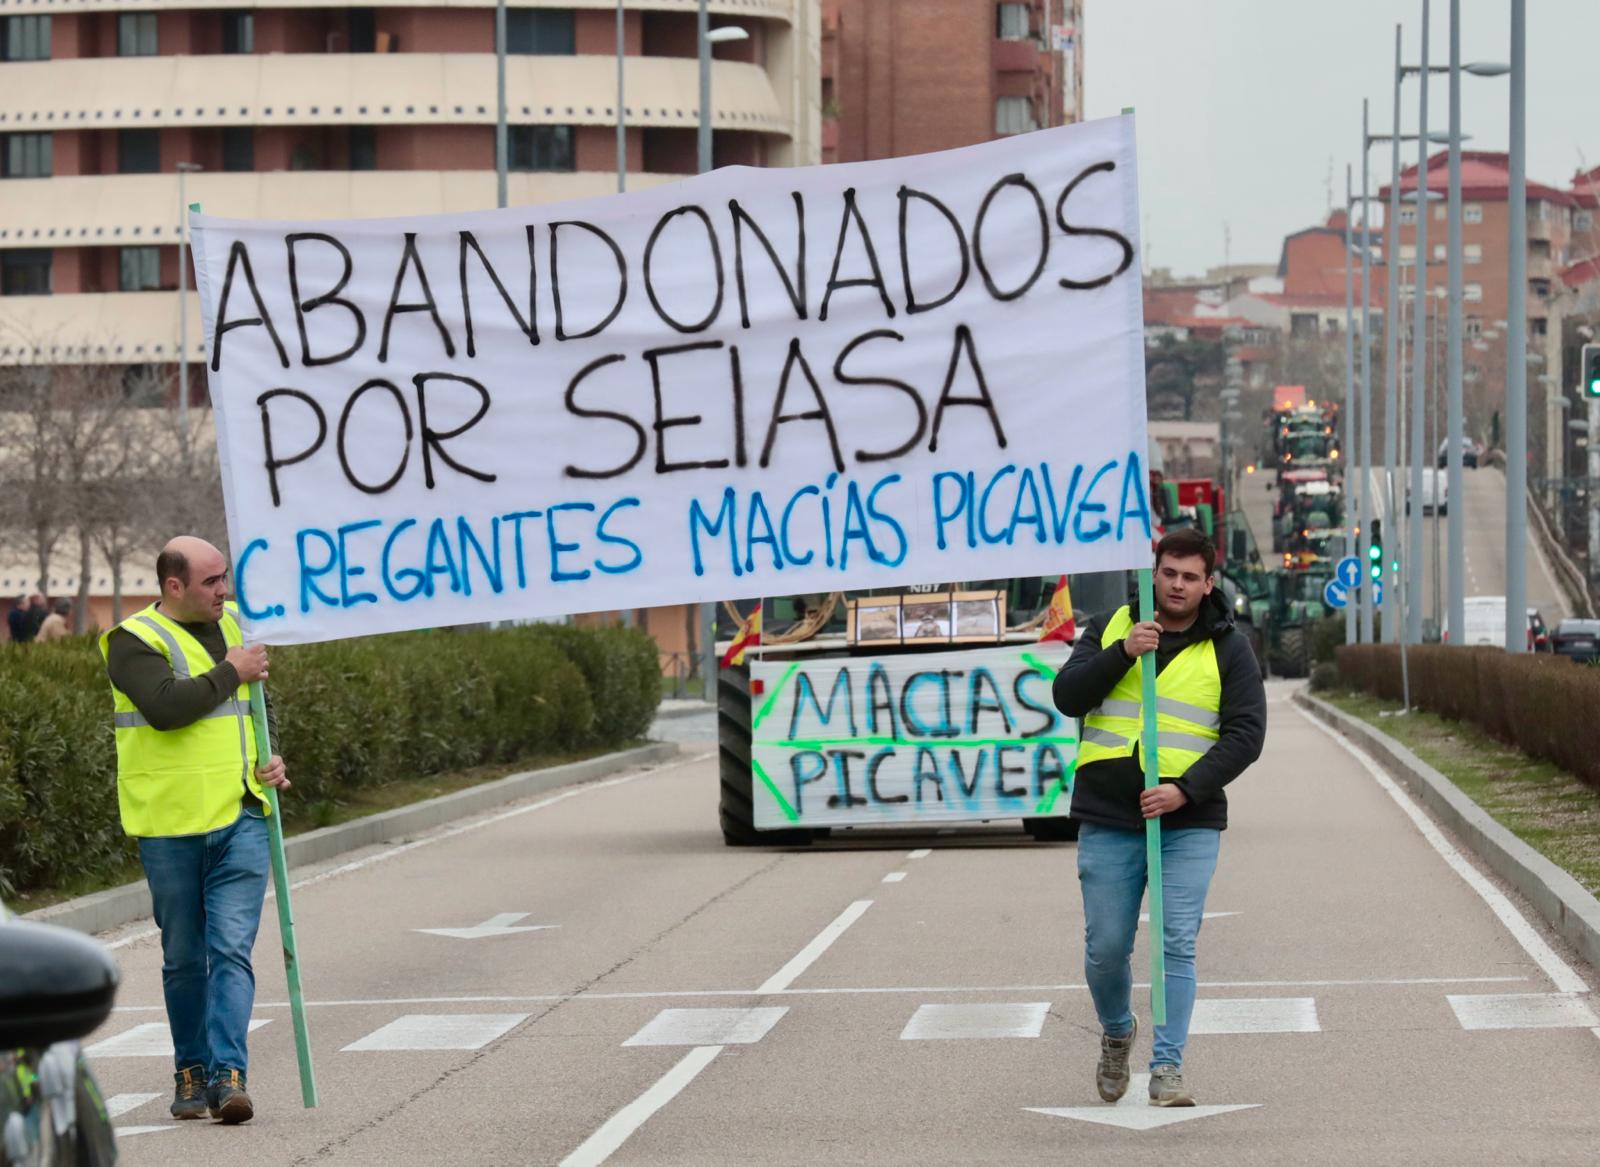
[{"x1": 1051, "y1": 589, "x2": 1266, "y2": 831}]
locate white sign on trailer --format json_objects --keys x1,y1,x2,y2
[{"x1": 192, "y1": 116, "x2": 1150, "y2": 645}]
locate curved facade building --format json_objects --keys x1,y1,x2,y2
[{"x1": 0, "y1": 0, "x2": 821, "y2": 375}]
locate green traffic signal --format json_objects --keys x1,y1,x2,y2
[
  {"x1": 1370, "y1": 561, "x2": 1382, "y2": 580},
  {"x1": 1584, "y1": 344, "x2": 1600, "y2": 399}
]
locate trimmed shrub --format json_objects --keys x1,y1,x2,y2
[
  {"x1": 1312, "y1": 615, "x2": 1345, "y2": 665},
  {"x1": 1336, "y1": 643, "x2": 1600, "y2": 791},
  {"x1": 0, "y1": 624, "x2": 660, "y2": 898}
]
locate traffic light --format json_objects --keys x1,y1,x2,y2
[
  {"x1": 1368, "y1": 518, "x2": 1383, "y2": 581},
  {"x1": 1583, "y1": 344, "x2": 1600, "y2": 399}
]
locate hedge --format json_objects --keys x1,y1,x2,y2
[
  {"x1": 1336, "y1": 643, "x2": 1600, "y2": 792},
  {"x1": 0, "y1": 623, "x2": 661, "y2": 899}
]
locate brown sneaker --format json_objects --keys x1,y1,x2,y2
[
  {"x1": 206, "y1": 1069, "x2": 254, "y2": 1124},
  {"x1": 1095, "y1": 1016, "x2": 1138, "y2": 1102},
  {"x1": 170, "y1": 1065, "x2": 208, "y2": 1120},
  {"x1": 1149, "y1": 1063, "x2": 1195, "y2": 1107}
]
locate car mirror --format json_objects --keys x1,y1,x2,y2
[{"x1": 0, "y1": 920, "x2": 120, "y2": 1048}]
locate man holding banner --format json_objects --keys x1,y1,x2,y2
[
  {"x1": 100, "y1": 536, "x2": 290, "y2": 1125},
  {"x1": 1053, "y1": 528, "x2": 1265, "y2": 1106}
]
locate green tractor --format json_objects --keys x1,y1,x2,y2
[{"x1": 1263, "y1": 559, "x2": 1334, "y2": 678}]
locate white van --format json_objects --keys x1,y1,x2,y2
[
  {"x1": 1443, "y1": 595, "x2": 1506, "y2": 646},
  {"x1": 1420, "y1": 468, "x2": 1447, "y2": 515}
]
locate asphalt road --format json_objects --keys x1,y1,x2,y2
[{"x1": 84, "y1": 688, "x2": 1600, "y2": 1165}]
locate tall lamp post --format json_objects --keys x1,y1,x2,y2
[
  {"x1": 1342, "y1": 164, "x2": 1359, "y2": 645},
  {"x1": 495, "y1": 0, "x2": 507, "y2": 208},
  {"x1": 1505, "y1": 0, "x2": 1528, "y2": 651},
  {"x1": 176, "y1": 162, "x2": 201, "y2": 429},
  {"x1": 617, "y1": 0, "x2": 627, "y2": 192},
  {"x1": 697, "y1": 5, "x2": 749, "y2": 694}
]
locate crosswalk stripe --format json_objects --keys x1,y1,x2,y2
[
  {"x1": 341, "y1": 1013, "x2": 528, "y2": 1051},
  {"x1": 623, "y1": 1007, "x2": 788, "y2": 1047},
  {"x1": 900, "y1": 1002, "x2": 1050, "y2": 1040},
  {"x1": 87, "y1": 1019, "x2": 270, "y2": 1058},
  {"x1": 1189, "y1": 997, "x2": 1320, "y2": 1035},
  {"x1": 1447, "y1": 993, "x2": 1600, "y2": 1031}
]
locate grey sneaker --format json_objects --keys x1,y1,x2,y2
[
  {"x1": 1095, "y1": 1017, "x2": 1138, "y2": 1102},
  {"x1": 1149, "y1": 1063, "x2": 1195, "y2": 1107}
]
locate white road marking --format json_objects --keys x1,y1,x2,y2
[
  {"x1": 114, "y1": 974, "x2": 1530, "y2": 1015},
  {"x1": 558, "y1": 1045, "x2": 722, "y2": 1167},
  {"x1": 755, "y1": 900, "x2": 873, "y2": 994},
  {"x1": 1025, "y1": 1074, "x2": 1261, "y2": 1131},
  {"x1": 899, "y1": 1002, "x2": 1050, "y2": 1040},
  {"x1": 906, "y1": 849, "x2": 932, "y2": 860},
  {"x1": 114, "y1": 1125, "x2": 175, "y2": 1139},
  {"x1": 623, "y1": 1007, "x2": 787, "y2": 1047},
  {"x1": 87, "y1": 1019, "x2": 269, "y2": 1057},
  {"x1": 105, "y1": 1093, "x2": 160, "y2": 1118},
  {"x1": 103, "y1": 753, "x2": 711, "y2": 951},
  {"x1": 1139, "y1": 911, "x2": 1237, "y2": 922},
  {"x1": 882, "y1": 872, "x2": 907, "y2": 883},
  {"x1": 414, "y1": 912, "x2": 557, "y2": 940},
  {"x1": 1189, "y1": 997, "x2": 1320, "y2": 1035},
  {"x1": 341, "y1": 1012, "x2": 528, "y2": 1052},
  {"x1": 1300, "y1": 707, "x2": 1591, "y2": 995},
  {"x1": 1447, "y1": 993, "x2": 1600, "y2": 1031}
]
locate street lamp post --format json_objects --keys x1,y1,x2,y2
[
  {"x1": 1505, "y1": 0, "x2": 1528, "y2": 652},
  {"x1": 176, "y1": 161, "x2": 201, "y2": 429},
  {"x1": 1405, "y1": 0, "x2": 1430, "y2": 646},
  {"x1": 495, "y1": 0, "x2": 507, "y2": 208},
  {"x1": 611, "y1": 0, "x2": 624, "y2": 189},
  {"x1": 1384, "y1": 23, "x2": 1403, "y2": 644},
  {"x1": 1359, "y1": 102, "x2": 1376, "y2": 644},
  {"x1": 1343, "y1": 164, "x2": 1358, "y2": 645}
]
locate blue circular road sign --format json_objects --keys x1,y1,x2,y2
[
  {"x1": 1323, "y1": 579, "x2": 1349, "y2": 610},
  {"x1": 1336, "y1": 555, "x2": 1363, "y2": 590}
]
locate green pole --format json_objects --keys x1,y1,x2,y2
[
  {"x1": 1137, "y1": 566, "x2": 1166, "y2": 1027},
  {"x1": 250, "y1": 680, "x2": 318, "y2": 1108}
]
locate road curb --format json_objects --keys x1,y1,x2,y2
[
  {"x1": 1295, "y1": 690, "x2": 1600, "y2": 974},
  {"x1": 24, "y1": 741, "x2": 680, "y2": 938},
  {"x1": 654, "y1": 700, "x2": 712, "y2": 720}
]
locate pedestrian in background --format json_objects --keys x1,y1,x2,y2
[
  {"x1": 35, "y1": 598, "x2": 71, "y2": 642},
  {"x1": 1052, "y1": 528, "x2": 1266, "y2": 1107},
  {"x1": 6, "y1": 595, "x2": 31, "y2": 644},
  {"x1": 101, "y1": 535, "x2": 289, "y2": 1126},
  {"x1": 24, "y1": 593, "x2": 47, "y2": 639}
]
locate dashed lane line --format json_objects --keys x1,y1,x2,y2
[{"x1": 882, "y1": 872, "x2": 907, "y2": 883}]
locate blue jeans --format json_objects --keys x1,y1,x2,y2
[
  {"x1": 1077, "y1": 820, "x2": 1221, "y2": 1069},
  {"x1": 138, "y1": 807, "x2": 269, "y2": 1077}
]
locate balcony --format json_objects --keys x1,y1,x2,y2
[{"x1": 993, "y1": 37, "x2": 1039, "y2": 73}]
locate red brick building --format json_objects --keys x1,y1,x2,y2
[{"x1": 820, "y1": 0, "x2": 1082, "y2": 164}]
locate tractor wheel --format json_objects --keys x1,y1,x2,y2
[{"x1": 718, "y1": 666, "x2": 813, "y2": 847}]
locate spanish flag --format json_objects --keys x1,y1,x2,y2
[
  {"x1": 720, "y1": 607, "x2": 762, "y2": 668},
  {"x1": 1037, "y1": 575, "x2": 1076, "y2": 644}
]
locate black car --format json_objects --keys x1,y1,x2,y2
[
  {"x1": 1551, "y1": 618, "x2": 1600, "y2": 664},
  {"x1": 1436, "y1": 436, "x2": 1480, "y2": 469},
  {"x1": 1, "y1": 911, "x2": 120, "y2": 1166}
]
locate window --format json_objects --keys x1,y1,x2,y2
[
  {"x1": 348, "y1": 126, "x2": 376, "y2": 170},
  {"x1": 1529, "y1": 277, "x2": 1551, "y2": 299},
  {"x1": 117, "y1": 13, "x2": 157, "y2": 56},
  {"x1": 509, "y1": 125, "x2": 572, "y2": 171},
  {"x1": 1398, "y1": 243, "x2": 1416, "y2": 262},
  {"x1": 222, "y1": 127, "x2": 254, "y2": 172},
  {"x1": 2, "y1": 15, "x2": 50, "y2": 61},
  {"x1": 1529, "y1": 316, "x2": 1547, "y2": 336},
  {"x1": 1530, "y1": 238, "x2": 1551, "y2": 258},
  {"x1": 507, "y1": 10, "x2": 575, "y2": 54},
  {"x1": 1398, "y1": 206, "x2": 1416, "y2": 225},
  {"x1": 119, "y1": 246, "x2": 161, "y2": 292},
  {"x1": 118, "y1": 129, "x2": 159, "y2": 173},
  {"x1": 1433, "y1": 244, "x2": 1446, "y2": 262},
  {"x1": 1398, "y1": 284, "x2": 1415, "y2": 300},
  {"x1": 996, "y1": 2, "x2": 1030, "y2": 39},
  {"x1": 1463, "y1": 282, "x2": 1483, "y2": 302},
  {"x1": 1433, "y1": 204, "x2": 1446, "y2": 222},
  {"x1": 1577, "y1": 211, "x2": 1594, "y2": 232},
  {"x1": 1463, "y1": 203, "x2": 1483, "y2": 224},
  {"x1": 994, "y1": 95, "x2": 1036, "y2": 136},
  {"x1": 2, "y1": 133, "x2": 51, "y2": 178},
  {"x1": 1, "y1": 248, "x2": 50, "y2": 295},
  {"x1": 222, "y1": 12, "x2": 253, "y2": 54},
  {"x1": 1464, "y1": 243, "x2": 1481, "y2": 265},
  {"x1": 1465, "y1": 316, "x2": 1483, "y2": 339}
]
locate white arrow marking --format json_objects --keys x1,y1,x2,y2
[
  {"x1": 1025, "y1": 1075, "x2": 1260, "y2": 1132},
  {"x1": 414, "y1": 912, "x2": 557, "y2": 940},
  {"x1": 1139, "y1": 911, "x2": 1238, "y2": 922}
]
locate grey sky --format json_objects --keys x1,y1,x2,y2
[{"x1": 1083, "y1": 0, "x2": 1600, "y2": 279}]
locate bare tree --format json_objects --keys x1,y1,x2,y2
[{"x1": 0, "y1": 364, "x2": 66, "y2": 597}]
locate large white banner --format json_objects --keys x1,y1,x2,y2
[
  {"x1": 750, "y1": 646, "x2": 1076, "y2": 829},
  {"x1": 192, "y1": 115, "x2": 1150, "y2": 644}
]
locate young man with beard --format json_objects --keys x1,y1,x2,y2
[{"x1": 1052, "y1": 528, "x2": 1266, "y2": 1107}]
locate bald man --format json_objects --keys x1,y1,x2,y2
[{"x1": 101, "y1": 537, "x2": 289, "y2": 1126}]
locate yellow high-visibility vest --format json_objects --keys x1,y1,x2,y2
[
  {"x1": 100, "y1": 603, "x2": 266, "y2": 838},
  {"x1": 1078, "y1": 605, "x2": 1222, "y2": 778}
]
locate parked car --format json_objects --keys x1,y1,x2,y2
[
  {"x1": 1436, "y1": 435, "x2": 1480, "y2": 469},
  {"x1": 1, "y1": 908, "x2": 120, "y2": 1166},
  {"x1": 1551, "y1": 618, "x2": 1600, "y2": 664}
]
